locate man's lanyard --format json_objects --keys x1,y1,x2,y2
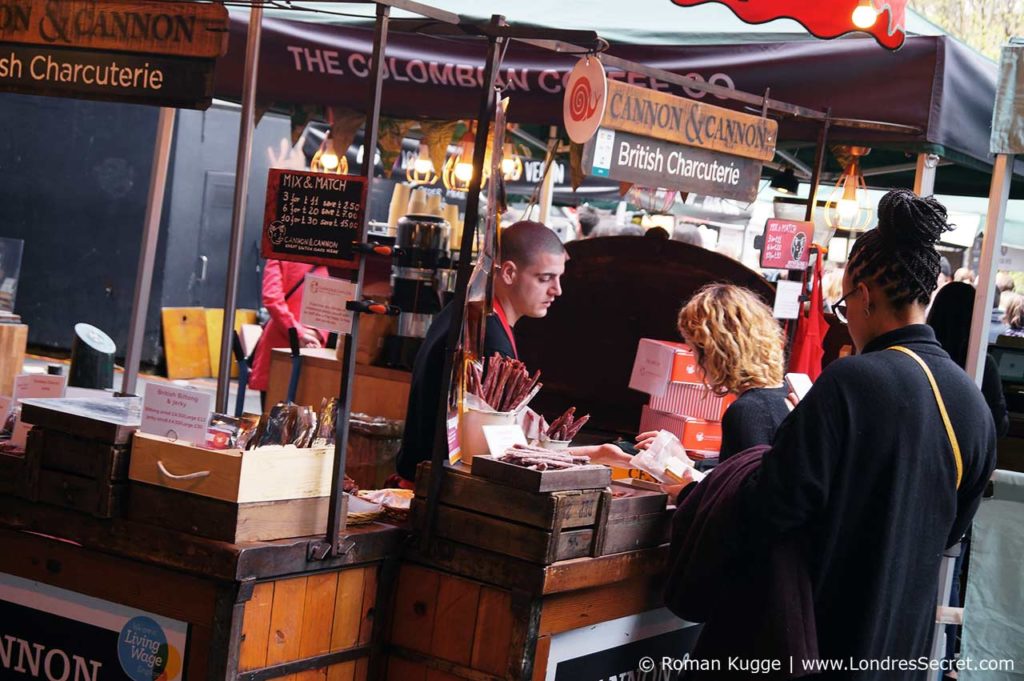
[{"x1": 493, "y1": 299, "x2": 518, "y2": 360}]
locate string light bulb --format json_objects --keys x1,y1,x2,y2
[
  {"x1": 824, "y1": 146, "x2": 873, "y2": 231},
  {"x1": 852, "y1": 0, "x2": 877, "y2": 29},
  {"x1": 406, "y1": 143, "x2": 438, "y2": 186},
  {"x1": 311, "y1": 134, "x2": 347, "y2": 174}
]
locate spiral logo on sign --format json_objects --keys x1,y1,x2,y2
[{"x1": 568, "y1": 78, "x2": 599, "y2": 122}]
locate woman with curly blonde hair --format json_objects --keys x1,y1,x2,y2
[{"x1": 674, "y1": 283, "x2": 791, "y2": 461}]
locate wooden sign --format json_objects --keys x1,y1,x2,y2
[
  {"x1": 760, "y1": 218, "x2": 814, "y2": 270},
  {"x1": 0, "y1": 0, "x2": 229, "y2": 58},
  {"x1": 261, "y1": 169, "x2": 368, "y2": 268},
  {"x1": 581, "y1": 127, "x2": 762, "y2": 202},
  {"x1": 602, "y1": 79, "x2": 778, "y2": 162}
]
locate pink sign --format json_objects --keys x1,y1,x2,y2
[{"x1": 760, "y1": 219, "x2": 814, "y2": 270}]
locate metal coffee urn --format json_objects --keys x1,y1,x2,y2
[{"x1": 382, "y1": 195, "x2": 451, "y2": 369}]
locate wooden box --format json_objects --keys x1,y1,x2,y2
[
  {"x1": 592, "y1": 482, "x2": 672, "y2": 556},
  {"x1": 24, "y1": 426, "x2": 129, "y2": 518},
  {"x1": 412, "y1": 463, "x2": 602, "y2": 565},
  {"x1": 0, "y1": 451, "x2": 34, "y2": 498},
  {"x1": 126, "y1": 482, "x2": 346, "y2": 543},
  {"x1": 470, "y1": 455, "x2": 611, "y2": 492},
  {"x1": 129, "y1": 432, "x2": 334, "y2": 503}
]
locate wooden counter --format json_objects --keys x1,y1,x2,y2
[
  {"x1": 267, "y1": 348, "x2": 411, "y2": 420},
  {"x1": 0, "y1": 494, "x2": 405, "y2": 681}
]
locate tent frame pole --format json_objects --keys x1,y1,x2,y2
[
  {"x1": 215, "y1": 3, "x2": 263, "y2": 412},
  {"x1": 121, "y1": 107, "x2": 175, "y2": 396},
  {"x1": 914, "y1": 152, "x2": 939, "y2": 196},
  {"x1": 422, "y1": 17, "x2": 507, "y2": 549},
  {"x1": 967, "y1": 153, "x2": 1013, "y2": 385}
]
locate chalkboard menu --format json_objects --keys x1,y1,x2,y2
[
  {"x1": 261, "y1": 169, "x2": 368, "y2": 268},
  {"x1": 759, "y1": 218, "x2": 814, "y2": 270}
]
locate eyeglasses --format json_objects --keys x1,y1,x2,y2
[{"x1": 833, "y1": 290, "x2": 853, "y2": 324}]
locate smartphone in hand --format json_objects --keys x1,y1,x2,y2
[{"x1": 784, "y1": 372, "x2": 813, "y2": 403}]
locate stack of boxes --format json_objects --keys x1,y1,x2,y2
[{"x1": 628, "y1": 339, "x2": 735, "y2": 463}]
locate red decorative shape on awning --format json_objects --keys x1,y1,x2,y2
[{"x1": 670, "y1": 0, "x2": 908, "y2": 50}]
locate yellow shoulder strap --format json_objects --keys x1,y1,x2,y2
[{"x1": 888, "y1": 345, "x2": 963, "y2": 490}]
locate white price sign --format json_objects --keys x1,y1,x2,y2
[
  {"x1": 140, "y1": 383, "x2": 212, "y2": 446},
  {"x1": 300, "y1": 274, "x2": 357, "y2": 334}
]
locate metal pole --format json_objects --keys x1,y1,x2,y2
[
  {"x1": 804, "y1": 110, "x2": 831, "y2": 223},
  {"x1": 215, "y1": 4, "x2": 263, "y2": 412},
  {"x1": 323, "y1": 2, "x2": 390, "y2": 557},
  {"x1": 538, "y1": 125, "x2": 558, "y2": 224},
  {"x1": 423, "y1": 20, "x2": 506, "y2": 548},
  {"x1": 914, "y1": 152, "x2": 939, "y2": 196},
  {"x1": 121, "y1": 107, "x2": 176, "y2": 396},
  {"x1": 966, "y1": 153, "x2": 1013, "y2": 385}
]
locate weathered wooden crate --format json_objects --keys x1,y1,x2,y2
[
  {"x1": 0, "y1": 450, "x2": 34, "y2": 498},
  {"x1": 413, "y1": 463, "x2": 603, "y2": 565},
  {"x1": 23, "y1": 426, "x2": 129, "y2": 518},
  {"x1": 126, "y1": 482, "x2": 345, "y2": 543},
  {"x1": 592, "y1": 481, "x2": 673, "y2": 556}
]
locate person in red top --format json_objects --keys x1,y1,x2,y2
[{"x1": 249, "y1": 260, "x2": 326, "y2": 407}]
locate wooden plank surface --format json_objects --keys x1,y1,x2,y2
[
  {"x1": 326, "y1": 661, "x2": 356, "y2": 681},
  {"x1": 390, "y1": 565, "x2": 441, "y2": 655},
  {"x1": 470, "y1": 455, "x2": 610, "y2": 493},
  {"x1": 239, "y1": 582, "x2": 275, "y2": 672},
  {"x1": 470, "y1": 587, "x2": 514, "y2": 677},
  {"x1": 331, "y1": 568, "x2": 365, "y2": 652},
  {"x1": 34, "y1": 428, "x2": 129, "y2": 480},
  {"x1": 430, "y1": 576, "x2": 481, "y2": 666},
  {"x1": 415, "y1": 463, "x2": 601, "y2": 529},
  {"x1": 20, "y1": 400, "x2": 137, "y2": 444},
  {"x1": 293, "y1": 572, "x2": 340, "y2": 681},
  {"x1": 542, "y1": 546, "x2": 670, "y2": 595},
  {"x1": 531, "y1": 636, "x2": 552, "y2": 681},
  {"x1": 35, "y1": 468, "x2": 123, "y2": 518},
  {"x1": 539, "y1": 576, "x2": 662, "y2": 635},
  {"x1": 357, "y1": 565, "x2": 378, "y2": 646},
  {"x1": 0, "y1": 323, "x2": 27, "y2": 396},
  {"x1": 126, "y1": 482, "x2": 334, "y2": 543},
  {"x1": 598, "y1": 511, "x2": 672, "y2": 556},
  {"x1": 387, "y1": 658, "x2": 427, "y2": 681},
  {"x1": 420, "y1": 502, "x2": 593, "y2": 564},
  {"x1": 266, "y1": 576, "x2": 309, "y2": 668}
]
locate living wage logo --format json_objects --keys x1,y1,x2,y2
[{"x1": 117, "y1": 616, "x2": 182, "y2": 681}]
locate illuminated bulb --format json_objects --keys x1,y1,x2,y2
[
  {"x1": 454, "y1": 162, "x2": 474, "y2": 183},
  {"x1": 414, "y1": 156, "x2": 434, "y2": 174},
  {"x1": 838, "y1": 198, "x2": 860, "y2": 221},
  {"x1": 502, "y1": 157, "x2": 516, "y2": 176},
  {"x1": 319, "y1": 142, "x2": 340, "y2": 172},
  {"x1": 852, "y1": 2, "x2": 877, "y2": 29}
]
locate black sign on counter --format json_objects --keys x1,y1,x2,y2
[
  {"x1": 261, "y1": 169, "x2": 368, "y2": 268},
  {"x1": 581, "y1": 127, "x2": 762, "y2": 202}
]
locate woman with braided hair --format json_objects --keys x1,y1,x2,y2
[{"x1": 665, "y1": 190, "x2": 996, "y2": 677}]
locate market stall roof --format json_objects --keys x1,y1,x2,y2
[{"x1": 217, "y1": 2, "x2": 1021, "y2": 197}]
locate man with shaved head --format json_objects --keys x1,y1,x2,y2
[{"x1": 396, "y1": 221, "x2": 568, "y2": 483}]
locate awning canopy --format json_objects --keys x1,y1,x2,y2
[{"x1": 215, "y1": 2, "x2": 1020, "y2": 197}]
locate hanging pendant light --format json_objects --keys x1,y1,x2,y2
[
  {"x1": 824, "y1": 146, "x2": 872, "y2": 231},
  {"x1": 311, "y1": 132, "x2": 348, "y2": 174},
  {"x1": 443, "y1": 129, "x2": 483, "y2": 192},
  {"x1": 406, "y1": 142, "x2": 438, "y2": 186}
]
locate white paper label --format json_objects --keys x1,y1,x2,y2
[
  {"x1": 482, "y1": 424, "x2": 528, "y2": 457},
  {"x1": 140, "y1": 383, "x2": 212, "y2": 446},
  {"x1": 628, "y1": 339, "x2": 675, "y2": 397},
  {"x1": 773, "y1": 280, "x2": 803, "y2": 320},
  {"x1": 12, "y1": 374, "x2": 67, "y2": 402},
  {"x1": 300, "y1": 273, "x2": 357, "y2": 334}
]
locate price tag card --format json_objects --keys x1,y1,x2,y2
[
  {"x1": 482, "y1": 424, "x2": 528, "y2": 457},
  {"x1": 141, "y1": 383, "x2": 213, "y2": 446},
  {"x1": 447, "y1": 414, "x2": 461, "y2": 465},
  {"x1": 773, "y1": 280, "x2": 803, "y2": 320},
  {"x1": 12, "y1": 374, "x2": 67, "y2": 402},
  {"x1": 300, "y1": 274, "x2": 357, "y2": 334}
]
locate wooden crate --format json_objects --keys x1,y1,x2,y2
[
  {"x1": 23, "y1": 426, "x2": 129, "y2": 518},
  {"x1": 126, "y1": 482, "x2": 347, "y2": 543},
  {"x1": 592, "y1": 482, "x2": 672, "y2": 557},
  {"x1": 413, "y1": 464, "x2": 601, "y2": 565},
  {"x1": 0, "y1": 451, "x2": 34, "y2": 498},
  {"x1": 130, "y1": 432, "x2": 335, "y2": 503}
]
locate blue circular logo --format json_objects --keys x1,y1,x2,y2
[{"x1": 117, "y1": 616, "x2": 169, "y2": 681}]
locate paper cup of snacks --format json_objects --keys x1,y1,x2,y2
[{"x1": 542, "y1": 406, "x2": 590, "y2": 451}]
